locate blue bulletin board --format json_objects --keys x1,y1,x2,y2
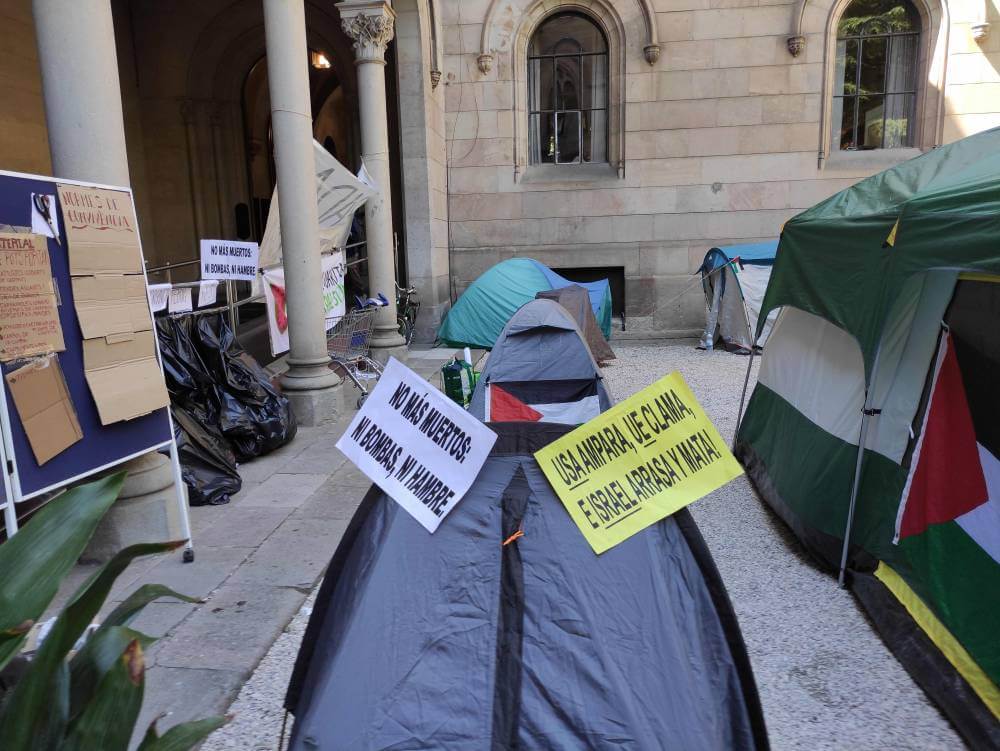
[{"x1": 0, "y1": 170, "x2": 182, "y2": 542}]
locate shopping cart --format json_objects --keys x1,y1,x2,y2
[{"x1": 327, "y1": 307, "x2": 384, "y2": 407}]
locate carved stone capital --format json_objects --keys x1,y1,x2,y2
[
  {"x1": 787, "y1": 35, "x2": 806, "y2": 57},
  {"x1": 430, "y1": 69, "x2": 442, "y2": 89},
  {"x1": 643, "y1": 44, "x2": 661, "y2": 65},
  {"x1": 477, "y1": 53, "x2": 493, "y2": 75},
  {"x1": 338, "y1": 1, "x2": 396, "y2": 63}
]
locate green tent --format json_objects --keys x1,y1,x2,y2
[
  {"x1": 438, "y1": 258, "x2": 612, "y2": 349},
  {"x1": 736, "y1": 127, "x2": 1000, "y2": 746}
]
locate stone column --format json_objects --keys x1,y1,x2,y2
[
  {"x1": 32, "y1": 0, "x2": 180, "y2": 553},
  {"x1": 263, "y1": 0, "x2": 344, "y2": 425},
  {"x1": 338, "y1": 0, "x2": 407, "y2": 359},
  {"x1": 33, "y1": 0, "x2": 130, "y2": 186}
]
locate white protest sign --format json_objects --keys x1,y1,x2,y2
[
  {"x1": 336, "y1": 358, "x2": 498, "y2": 533},
  {"x1": 147, "y1": 283, "x2": 171, "y2": 313},
  {"x1": 168, "y1": 286, "x2": 192, "y2": 313},
  {"x1": 200, "y1": 239, "x2": 260, "y2": 281},
  {"x1": 262, "y1": 250, "x2": 346, "y2": 357},
  {"x1": 198, "y1": 279, "x2": 219, "y2": 307},
  {"x1": 258, "y1": 140, "x2": 375, "y2": 269}
]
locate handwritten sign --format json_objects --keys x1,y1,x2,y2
[
  {"x1": 535, "y1": 372, "x2": 743, "y2": 554},
  {"x1": 262, "y1": 251, "x2": 345, "y2": 357},
  {"x1": 200, "y1": 240, "x2": 260, "y2": 282},
  {"x1": 0, "y1": 233, "x2": 64, "y2": 361},
  {"x1": 336, "y1": 358, "x2": 497, "y2": 533}
]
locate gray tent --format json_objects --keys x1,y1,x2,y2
[
  {"x1": 469, "y1": 298, "x2": 613, "y2": 423},
  {"x1": 536, "y1": 285, "x2": 616, "y2": 363},
  {"x1": 285, "y1": 301, "x2": 770, "y2": 750}
]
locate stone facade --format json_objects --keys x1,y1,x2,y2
[
  {"x1": 0, "y1": 0, "x2": 998, "y2": 339},
  {"x1": 437, "y1": 0, "x2": 1000, "y2": 337}
]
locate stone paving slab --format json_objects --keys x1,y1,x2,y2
[{"x1": 29, "y1": 349, "x2": 461, "y2": 748}]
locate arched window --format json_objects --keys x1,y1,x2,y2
[
  {"x1": 832, "y1": 0, "x2": 920, "y2": 150},
  {"x1": 528, "y1": 13, "x2": 608, "y2": 165}
]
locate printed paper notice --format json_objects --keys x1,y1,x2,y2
[
  {"x1": 534, "y1": 372, "x2": 743, "y2": 554},
  {"x1": 200, "y1": 239, "x2": 260, "y2": 281},
  {"x1": 336, "y1": 358, "x2": 497, "y2": 533},
  {"x1": 0, "y1": 233, "x2": 65, "y2": 361}
]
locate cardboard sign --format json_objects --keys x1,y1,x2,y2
[
  {"x1": 336, "y1": 358, "x2": 498, "y2": 533},
  {"x1": 199, "y1": 239, "x2": 259, "y2": 282},
  {"x1": 57, "y1": 184, "x2": 169, "y2": 426},
  {"x1": 56, "y1": 185, "x2": 142, "y2": 276},
  {"x1": 535, "y1": 372, "x2": 743, "y2": 554},
  {"x1": 6, "y1": 355, "x2": 82, "y2": 465},
  {"x1": 0, "y1": 232, "x2": 65, "y2": 361},
  {"x1": 262, "y1": 250, "x2": 346, "y2": 357}
]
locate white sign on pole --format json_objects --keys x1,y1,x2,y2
[
  {"x1": 198, "y1": 279, "x2": 219, "y2": 308},
  {"x1": 261, "y1": 250, "x2": 346, "y2": 357},
  {"x1": 147, "y1": 283, "x2": 171, "y2": 313},
  {"x1": 336, "y1": 358, "x2": 498, "y2": 533},
  {"x1": 168, "y1": 286, "x2": 192, "y2": 313},
  {"x1": 199, "y1": 239, "x2": 260, "y2": 282}
]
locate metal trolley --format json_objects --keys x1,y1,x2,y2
[{"x1": 327, "y1": 307, "x2": 383, "y2": 407}]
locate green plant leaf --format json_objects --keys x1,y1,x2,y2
[
  {"x1": 0, "y1": 539, "x2": 183, "y2": 751},
  {"x1": 137, "y1": 714, "x2": 230, "y2": 751},
  {"x1": 62, "y1": 639, "x2": 145, "y2": 751},
  {"x1": 100, "y1": 583, "x2": 201, "y2": 631},
  {"x1": 0, "y1": 472, "x2": 126, "y2": 672},
  {"x1": 68, "y1": 625, "x2": 155, "y2": 722}
]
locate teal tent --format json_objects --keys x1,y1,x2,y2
[{"x1": 438, "y1": 259, "x2": 612, "y2": 349}]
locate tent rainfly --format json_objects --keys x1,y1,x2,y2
[
  {"x1": 697, "y1": 241, "x2": 778, "y2": 353},
  {"x1": 438, "y1": 258, "x2": 613, "y2": 349},
  {"x1": 286, "y1": 300, "x2": 770, "y2": 750},
  {"x1": 536, "y1": 285, "x2": 616, "y2": 364},
  {"x1": 735, "y1": 126, "x2": 1000, "y2": 747}
]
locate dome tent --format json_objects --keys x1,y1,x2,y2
[
  {"x1": 698, "y1": 241, "x2": 778, "y2": 353},
  {"x1": 286, "y1": 300, "x2": 770, "y2": 750},
  {"x1": 735, "y1": 127, "x2": 1000, "y2": 747},
  {"x1": 438, "y1": 258, "x2": 612, "y2": 349}
]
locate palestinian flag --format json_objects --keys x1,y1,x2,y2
[
  {"x1": 895, "y1": 332, "x2": 992, "y2": 548},
  {"x1": 485, "y1": 379, "x2": 600, "y2": 425}
]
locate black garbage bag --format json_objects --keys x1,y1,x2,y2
[
  {"x1": 171, "y1": 404, "x2": 241, "y2": 506},
  {"x1": 156, "y1": 317, "x2": 221, "y2": 422},
  {"x1": 192, "y1": 313, "x2": 297, "y2": 461}
]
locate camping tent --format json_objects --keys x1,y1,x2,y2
[
  {"x1": 536, "y1": 285, "x2": 616, "y2": 363},
  {"x1": 286, "y1": 302, "x2": 770, "y2": 750},
  {"x1": 698, "y1": 241, "x2": 778, "y2": 353},
  {"x1": 468, "y1": 298, "x2": 613, "y2": 424},
  {"x1": 734, "y1": 127, "x2": 1000, "y2": 747},
  {"x1": 438, "y1": 258, "x2": 613, "y2": 348}
]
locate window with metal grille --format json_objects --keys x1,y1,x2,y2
[
  {"x1": 528, "y1": 13, "x2": 609, "y2": 165},
  {"x1": 833, "y1": 0, "x2": 920, "y2": 150}
]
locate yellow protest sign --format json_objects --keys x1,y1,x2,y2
[{"x1": 534, "y1": 372, "x2": 743, "y2": 554}]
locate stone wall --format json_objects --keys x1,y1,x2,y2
[{"x1": 437, "y1": 0, "x2": 1000, "y2": 338}]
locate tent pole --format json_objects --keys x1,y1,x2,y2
[
  {"x1": 837, "y1": 347, "x2": 883, "y2": 588},
  {"x1": 732, "y1": 345, "x2": 756, "y2": 450}
]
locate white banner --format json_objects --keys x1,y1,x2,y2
[
  {"x1": 258, "y1": 141, "x2": 375, "y2": 269},
  {"x1": 336, "y1": 358, "x2": 498, "y2": 533},
  {"x1": 262, "y1": 250, "x2": 346, "y2": 357},
  {"x1": 199, "y1": 239, "x2": 259, "y2": 281}
]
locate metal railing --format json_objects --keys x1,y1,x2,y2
[{"x1": 144, "y1": 240, "x2": 368, "y2": 333}]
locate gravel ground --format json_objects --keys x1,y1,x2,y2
[{"x1": 203, "y1": 343, "x2": 961, "y2": 751}]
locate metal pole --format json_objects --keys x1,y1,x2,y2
[
  {"x1": 165, "y1": 414, "x2": 195, "y2": 563},
  {"x1": 837, "y1": 347, "x2": 883, "y2": 587},
  {"x1": 225, "y1": 279, "x2": 237, "y2": 333},
  {"x1": 733, "y1": 344, "x2": 757, "y2": 450}
]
